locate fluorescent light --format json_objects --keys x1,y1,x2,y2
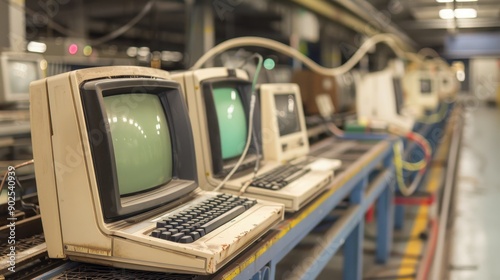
[
  {"x1": 455, "y1": 8, "x2": 477, "y2": 18},
  {"x1": 436, "y1": 0, "x2": 477, "y2": 2},
  {"x1": 27, "y1": 41, "x2": 47, "y2": 53},
  {"x1": 439, "y1": 8, "x2": 478, "y2": 19},
  {"x1": 439, "y1": 9, "x2": 455, "y2": 19}
]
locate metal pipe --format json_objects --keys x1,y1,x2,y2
[{"x1": 429, "y1": 108, "x2": 463, "y2": 280}]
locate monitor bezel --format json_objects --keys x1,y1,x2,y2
[
  {"x1": 392, "y1": 77, "x2": 404, "y2": 115},
  {"x1": 273, "y1": 93, "x2": 302, "y2": 137},
  {"x1": 419, "y1": 78, "x2": 433, "y2": 94},
  {"x1": 201, "y1": 77, "x2": 259, "y2": 178},
  {"x1": 259, "y1": 83, "x2": 309, "y2": 162},
  {"x1": 80, "y1": 78, "x2": 197, "y2": 223},
  {"x1": 0, "y1": 52, "x2": 43, "y2": 104}
]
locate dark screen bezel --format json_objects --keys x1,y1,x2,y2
[
  {"x1": 273, "y1": 93, "x2": 301, "y2": 136},
  {"x1": 420, "y1": 78, "x2": 433, "y2": 94},
  {"x1": 80, "y1": 78, "x2": 197, "y2": 223},
  {"x1": 201, "y1": 77, "x2": 258, "y2": 177},
  {"x1": 393, "y1": 78, "x2": 404, "y2": 115}
]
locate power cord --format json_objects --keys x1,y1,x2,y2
[
  {"x1": 0, "y1": 159, "x2": 38, "y2": 214},
  {"x1": 191, "y1": 34, "x2": 424, "y2": 76},
  {"x1": 213, "y1": 53, "x2": 263, "y2": 192}
]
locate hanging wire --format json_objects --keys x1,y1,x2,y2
[{"x1": 213, "y1": 53, "x2": 264, "y2": 193}]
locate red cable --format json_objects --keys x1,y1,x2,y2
[
  {"x1": 395, "y1": 193, "x2": 435, "y2": 205},
  {"x1": 418, "y1": 217, "x2": 439, "y2": 280}
]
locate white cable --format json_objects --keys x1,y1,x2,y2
[
  {"x1": 213, "y1": 54, "x2": 263, "y2": 192},
  {"x1": 213, "y1": 95, "x2": 256, "y2": 192},
  {"x1": 191, "y1": 33, "x2": 422, "y2": 76}
]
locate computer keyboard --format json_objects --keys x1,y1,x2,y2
[
  {"x1": 250, "y1": 164, "x2": 311, "y2": 191},
  {"x1": 150, "y1": 194, "x2": 257, "y2": 243}
]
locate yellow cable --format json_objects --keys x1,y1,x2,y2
[
  {"x1": 393, "y1": 141, "x2": 427, "y2": 196},
  {"x1": 393, "y1": 142, "x2": 408, "y2": 195},
  {"x1": 403, "y1": 159, "x2": 426, "y2": 171},
  {"x1": 418, "y1": 102, "x2": 449, "y2": 124}
]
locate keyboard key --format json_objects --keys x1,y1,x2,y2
[
  {"x1": 164, "y1": 225, "x2": 174, "y2": 230},
  {"x1": 150, "y1": 194, "x2": 252, "y2": 243},
  {"x1": 160, "y1": 231, "x2": 172, "y2": 240},
  {"x1": 243, "y1": 201, "x2": 256, "y2": 210},
  {"x1": 200, "y1": 206, "x2": 246, "y2": 234},
  {"x1": 180, "y1": 236, "x2": 194, "y2": 243},
  {"x1": 169, "y1": 232, "x2": 184, "y2": 242},
  {"x1": 190, "y1": 231, "x2": 201, "y2": 241},
  {"x1": 196, "y1": 228, "x2": 206, "y2": 237}
]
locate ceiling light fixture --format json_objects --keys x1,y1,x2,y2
[
  {"x1": 454, "y1": 8, "x2": 478, "y2": 18},
  {"x1": 439, "y1": 8, "x2": 477, "y2": 19},
  {"x1": 439, "y1": 9, "x2": 455, "y2": 19},
  {"x1": 436, "y1": 0, "x2": 477, "y2": 2},
  {"x1": 27, "y1": 41, "x2": 47, "y2": 53}
]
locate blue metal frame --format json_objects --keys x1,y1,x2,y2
[{"x1": 214, "y1": 138, "x2": 397, "y2": 280}]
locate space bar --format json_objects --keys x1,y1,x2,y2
[{"x1": 200, "y1": 206, "x2": 246, "y2": 234}]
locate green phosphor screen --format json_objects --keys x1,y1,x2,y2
[
  {"x1": 104, "y1": 93, "x2": 173, "y2": 196},
  {"x1": 212, "y1": 87, "x2": 248, "y2": 160}
]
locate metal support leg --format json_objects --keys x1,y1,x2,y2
[
  {"x1": 343, "y1": 179, "x2": 366, "y2": 280},
  {"x1": 268, "y1": 261, "x2": 277, "y2": 280},
  {"x1": 394, "y1": 205, "x2": 405, "y2": 230},
  {"x1": 376, "y1": 155, "x2": 395, "y2": 263},
  {"x1": 375, "y1": 184, "x2": 394, "y2": 263},
  {"x1": 343, "y1": 221, "x2": 364, "y2": 280}
]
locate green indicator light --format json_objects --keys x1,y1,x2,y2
[
  {"x1": 263, "y1": 58, "x2": 276, "y2": 70},
  {"x1": 83, "y1": 45, "x2": 93, "y2": 56}
]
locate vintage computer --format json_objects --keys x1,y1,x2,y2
[
  {"x1": 173, "y1": 68, "x2": 339, "y2": 211},
  {"x1": 403, "y1": 63, "x2": 439, "y2": 118},
  {"x1": 356, "y1": 61, "x2": 415, "y2": 132},
  {"x1": 0, "y1": 51, "x2": 43, "y2": 108},
  {"x1": 260, "y1": 83, "x2": 310, "y2": 162},
  {"x1": 30, "y1": 66, "x2": 284, "y2": 274},
  {"x1": 436, "y1": 61, "x2": 459, "y2": 100}
]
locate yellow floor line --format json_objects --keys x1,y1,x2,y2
[
  {"x1": 398, "y1": 206, "x2": 429, "y2": 278},
  {"x1": 397, "y1": 113, "x2": 455, "y2": 278}
]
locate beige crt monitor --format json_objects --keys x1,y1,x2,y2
[
  {"x1": 0, "y1": 51, "x2": 44, "y2": 107},
  {"x1": 436, "y1": 62, "x2": 459, "y2": 100},
  {"x1": 356, "y1": 62, "x2": 415, "y2": 132},
  {"x1": 172, "y1": 67, "x2": 257, "y2": 188},
  {"x1": 173, "y1": 69, "x2": 337, "y2": 211},
  {"x1": 260, "y1": 83, "x2": 309, "y2": 162},
  {"x1": 30, "y1": 66, "x2": 283, "y2": 274},
  {"x1": 403, "y1": 65, "x2": 439, "y2": 118}
]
